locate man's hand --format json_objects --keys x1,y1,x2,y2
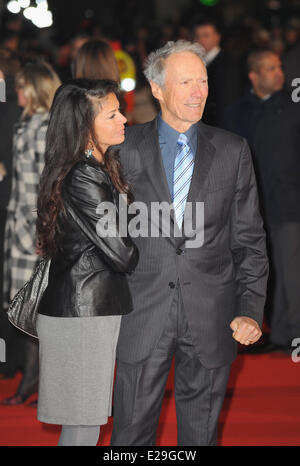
[{"x1": 230, "y1": 317, "x2": 262, "y2": 345}]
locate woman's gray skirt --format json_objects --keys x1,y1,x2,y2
[{"x1": 36, "y1": 313, "x2": 121, "y2": 426}]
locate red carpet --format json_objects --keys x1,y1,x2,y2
[{"x1": 0, "y1": 351, "x2": 299, "y2": 446}]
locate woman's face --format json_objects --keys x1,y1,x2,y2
[{"x1": 93, "y1": 92, "x2": 127, "y2": 153}]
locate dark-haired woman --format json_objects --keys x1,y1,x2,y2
[{"x1": 36, "y1": 79, "x2": 138, "y2": 446}]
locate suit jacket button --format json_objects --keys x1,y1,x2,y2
[
  {"x1": 176, "y1": 248, "x2": 183, "y2": 255},
  {"x1": 168, "y1": 282, "x2": 175, "y2": 289}
]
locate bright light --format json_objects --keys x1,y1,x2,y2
[
  {"x1": 22, "y1": 0, "x2": 53, "y2": 28},
  {"x1": 31, "y1": 9, "x2": 53, "y2": 28},
  {"x1": 18, "y1": 0, "x2": 30, "y2": 8},
  {"x1": 121, "y1": 78, "x2": 136, "y2": 92},
  {"x1": 7, "y1": 1, "x2": 21, "y2": 14},
  {"x1": 36, "y1": 0, "x2": 48, "y2": 11},
  {"x1": 23, "y1": 6, "x2": 36, "y2": 19},
  {"x1": 199, "y1": 0, "x2": 219, "y2": 5},
  {"x1": 35, "y1": 0, "x2": 48, "y2": 7}
]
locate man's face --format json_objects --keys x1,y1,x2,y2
[
  {"x1": 194, "y1": 25, "x2": 220, "y2": 53},
  {"x1": 151, "y1": 52, "x2": 208, "y2": 133},
  {"x1": 250, "y1": 54, "x2": 285, "y2": 97}
]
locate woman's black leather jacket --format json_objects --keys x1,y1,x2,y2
[{"x1": 38, "y1": 158, "x2": 139, "y2": 318}]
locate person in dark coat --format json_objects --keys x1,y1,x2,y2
[
  {"x1": 0, "y1": 49, "x2": 22, "y2": 379},
  {"x1": 222, "y1": 50, "x2": 300, "y2": 354},
  {"x1": 282, "y1": 41, "x2": 300, "y2": 93},
  {"x1": 193, "y1": 20, "x2": 242, "y2": 126}
]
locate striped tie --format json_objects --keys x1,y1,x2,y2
[{"x1": 173, "y1": 133, "x2": 194, "y2": 229}]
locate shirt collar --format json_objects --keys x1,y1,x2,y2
[
  {"x1": 250, "y1": 88, "x2": 273, "y2": 102},
  {"x1": 204, "y1": 46, "x2": 221, "y2": 66},
  {"x1": 157, "y1": 113, "x2": 198, "y2": 154}
]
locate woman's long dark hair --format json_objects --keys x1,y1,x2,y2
[{"x1": 37, "y1": 78, "x2": 132, "y2": 258}]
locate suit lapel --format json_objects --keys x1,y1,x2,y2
[
  {"x1": 186, "y1": 122, "x2": 216, "y2": 205},
  {"x1": 138, "y1": 118, "x2": 174, "y2": 216},
  {"x1": 180, "y1": 122, "x2": 216, "y2": 243}
]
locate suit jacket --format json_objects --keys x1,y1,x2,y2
[{"x1": 116, "y1": 118, "x2": 268, "y2": 369}]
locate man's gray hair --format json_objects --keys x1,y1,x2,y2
[{"x1": 144, "y1": 40, "x2": 205, "y2": 87}]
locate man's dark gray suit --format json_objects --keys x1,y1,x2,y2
[{"x1": 110, "y1": 117, "x2": 268, "y2": 446}]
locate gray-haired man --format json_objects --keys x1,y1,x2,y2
[{"x1": 110, "y1": 40, "x2": 268, "y2": 446}]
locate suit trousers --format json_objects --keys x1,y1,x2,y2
[
  {"x1": 110, "y1": 284, "x2": 231, "y2": 446},
  {"x1": 268, "y1": 222, "x2": 300, "y2": 346}
]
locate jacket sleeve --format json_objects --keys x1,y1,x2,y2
[
  {"x1": 63, "y1": 163, "x2": 139, "y2": 273},
  {"x1": 230, "y1": 138, "x2": 269, "y2": 327}
]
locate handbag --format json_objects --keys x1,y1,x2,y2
[{"x1": 7, "y1": 256, "x2": 51, "y2": 339}]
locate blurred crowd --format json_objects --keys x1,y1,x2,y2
[
  {"x1": 1, "y1": 4, "x2": 300, "y2": 91},
  {"x1": 0, "y1": 2, "x2": 300, "y2": 405}
]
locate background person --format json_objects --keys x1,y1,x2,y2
[
  {"x1": 0, "y1": 48, "x2": 22, "y2": 380},
  {"x1": 223, "y1": 50, "x2": 300, "y2": 354},
  {"x1": 1, "y1": 61, "x2": 61, "y2": 405},
  {"x1": 73, "y1": 39, "x2": 129, "y2": 119},
  {"x1": 193, "y1": 19, "x2": 242, "y2": 126},
  {"x1": 73, "y1": 39, "x2": 120, "y2": 82},
  {"x1": 282, "y1": 40, "x2": 300, "y2": 93}
]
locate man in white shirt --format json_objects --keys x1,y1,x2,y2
[{"x1": 194, "y1": 22, "x2": 221, "y2": 66}]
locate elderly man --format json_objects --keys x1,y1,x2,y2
[
  {"x1": 110, "y1": 40, "x2": 268, "y2": 446},
  {"x1": 223, "y1": 50, "x2": 300, "y2": 354}
]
